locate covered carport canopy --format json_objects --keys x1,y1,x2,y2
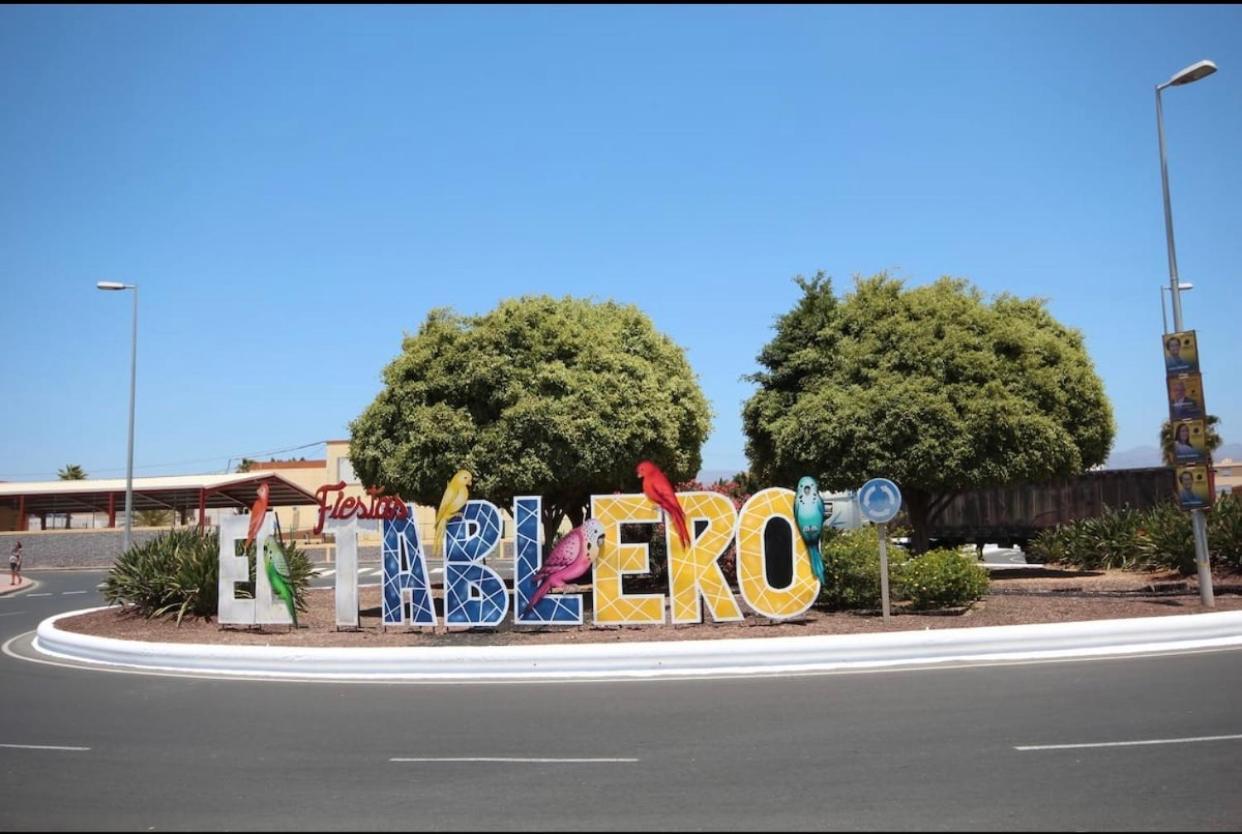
[{"x1": 0, "y1": 472, "x2": 319, "y2": 530}]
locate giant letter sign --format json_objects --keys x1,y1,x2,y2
[
  {"x1": 323, "y1": 515, "x2": 378, "y2": 629},
  {"x1": 667, "y1": 491, "x2": 743, "y2": 624},
  {"x1": 381, "y1": 506, "x2": 437, "y2": 628},
  {"x1": 591, "y1": 494, "x2": 666, "y2": 625},
  {"x1": 514, "y1": 496, "x2": 584, "y2": 625},
  {"x1": 217, "y1": 513, "x2": 291, "y2": 626},
  {"x1": 736, "y1": 488, "x2": 820, "y2": 619},
  {"x1": 443, "y1": 500, "x2": 509, "y2": 627}
]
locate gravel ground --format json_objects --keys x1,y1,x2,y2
[{"x1": 58, "y1": 567, "x2": 1242, "y2": 648}]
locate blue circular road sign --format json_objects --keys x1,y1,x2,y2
[{"x1": 858, "y1": 478, "x2": 902, "y2": 524}]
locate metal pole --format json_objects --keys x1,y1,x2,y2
[
  {"x1": 1192, "y1": 511, "x2": 1214, "y2": 606},
  {"x1": 1156, "y1": 86, "x2": 1184, "y2": 332},
  {"x1": 124, "y1": 286, "x2": 137, "y2": 552},
  {"x1": 878, "y1": 522, "x2": 891, "y2": 621},
  {"x1": 1159, "y1": 287, "x2": 1168, "y2": 334},
  {"x1": 1156, "y1": 84, "x2": 1213, "y2": 607}
]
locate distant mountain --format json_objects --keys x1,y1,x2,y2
[
  {"x1": 1106, "y1": 443, "x2": 1242, "y2": 469},
  {"x1": 695, "y1": 469, "x2": 744, "y2": 485},
  {"x1": 1106, "y1": 446, "x2": 1161, "y2": 469}
]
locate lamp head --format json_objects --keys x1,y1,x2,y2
[
  {"x1": 96, "y1": 281, "x2": 128, "y2": 291},
  {"x1": 1165, "y1": 59, "x2": 1217, "y2": 88}
]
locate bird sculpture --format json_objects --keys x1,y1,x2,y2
[
  {"x1": 794, "y1": 476, "x2": 827, "y2": 585},
  {"x1": 263, "y1": 536, "x2": 298, "y2": 627},
  {"x1": 433, "y1": 469, "x2": 473, "y2": 552},
  {"x1": 636, "y1": 460, "x2": 691, "y2": 549},
  {"x1": 243, "y1": 482, "x2": 270, "y2": 551},
  {"x1": 523, "y1": 519, "x2": 605, "y2": 615}
]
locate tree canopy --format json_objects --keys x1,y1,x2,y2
[
  {"x1": 349, "y1": 296, "x2": 713, "y2": 533},
  {"x1": 742, "y1": 272, "x2": 1115, "y2": 550},
  {"x1": 58, "y1": 464, "x2": 87, "y2": 480}
]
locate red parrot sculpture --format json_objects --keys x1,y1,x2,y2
[
  {"x1": 636, "y1": 460, "x2": 691, "y2": 549},
  {"x1": 243, "y1": 482, "x2": 270, "y2": 550}
]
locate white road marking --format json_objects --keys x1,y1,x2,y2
[
  {"x1": 0, "y1": 743, "x2": 91, "y2": 752},
  {"x1": 62, "y1": 591, "x2": 87, "y2": 595},
  {"x1": 0, "y1": 611, "x2": 26, "y2": 617},
  {"x1": 27, "y1": 593, "x2": 52, "y2": 597},
  {"x1": 1015, "y1": 733, "x2": 1242, "y2": 751},
  {"x1": 318, "y1": 569, "x2": 336, "y2": 578},
  {"x1": 390, "y1": 757, "x2": 637, "y2": 763}
]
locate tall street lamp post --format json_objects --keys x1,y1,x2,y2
[
  {"x1": 1155, "y1": 58, "x2": 1217, "y2": 607},
  {"x1": 97, "y1": 281, "x2": 138, "y2": 552}
]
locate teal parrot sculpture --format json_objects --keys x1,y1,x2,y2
[
  {"x1": 263, "y1": 536, "x2": 298, "y2": 627},
  {"x1": 794, "y1": 476, "x2": 827, "y2": 586}
]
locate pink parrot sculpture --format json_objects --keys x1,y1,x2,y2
[
  {"x1": 637, "y1": 460, "x2": 691, "y2": 549},
  {"x1": 523, "y1": 519, "x2": 606, "y2": 615}
]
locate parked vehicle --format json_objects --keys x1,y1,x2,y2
[
  {"x1": 924, "y1": 467, "x2": 1175, "y2": 549},
  {"x1": 823, "y1": 468, "x2": 1176, "y2": 550}
]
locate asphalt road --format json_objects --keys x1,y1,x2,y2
[{"x1": 2, "y1": 569, "x2": 1241, "y2": 831}]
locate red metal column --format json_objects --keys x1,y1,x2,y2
[
  {"x1": 107, "y1": 493, "x2": 117, "y2": 528},
  {"x1": 17, "y1": 495, "x2": 26, "y2": 531},
  {"x1": 198, "y1": 489, "x2": 207, "y2": 528}
]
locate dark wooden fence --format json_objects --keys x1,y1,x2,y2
[{"x1": 924, "y1": 467, "x2": 1175, "y2": 548}]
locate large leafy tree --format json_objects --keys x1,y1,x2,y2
[
  {"x1": 742, "y1": 273, "x2": 1114, "y2": 551},
  {"x1": 349, "y1": 296, "x2": 713, "y2": 535}
]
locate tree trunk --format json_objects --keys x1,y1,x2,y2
[
  {"x1": 565, "y1": 503, "x2": 586, "y2": 530},
  {"x1": 905, "y1": 488, "x2": 932, "y2": 554}
]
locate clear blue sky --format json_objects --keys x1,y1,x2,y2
[{"x1": 2, "y1": 5, "x2": 1240, "y2": 481}]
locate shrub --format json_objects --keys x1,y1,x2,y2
[
  {"x1": 102, "y1": 528, "x2": 314, "y2": 624},
  {"x1": 817, "y1": 527, "x2": 910, "y2": 610},
  {"x1": 1209, "y1": 493, "x2": 1242, "y2": 570},
  {"x1": 1030, "y1": 496, "x2": 1242, "y2": 576},
  {"x1": 895, "y1": 548, "x2": 990, "y2": 610},
  {"x1": 1136, "y1": 502, "x2": 1194, "y2": 575}
]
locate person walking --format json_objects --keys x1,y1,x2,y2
[{"x1": 9, "y1": 541, "x2": 22, "y2": 586}]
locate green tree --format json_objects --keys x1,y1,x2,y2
[
  {"x1": 742, "y1": 273, "x2": 1114, "y2": 552},
  {"x1": 1160, "y1": 415, "x2": 1222, "y2": 466},
  {"x1": 349, "y1": 296, "x2": 713, "y2": 534},
  {"x1": 234, "y1": 458, "x2": 256, "y2": 473},
  {"x1": 135, "y1": 509, "x2": 174, "y2": 527}
]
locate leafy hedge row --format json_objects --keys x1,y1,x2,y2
[
  {"x1": 818, "y1": 528, "x2": 989, "y2": 611},
  {"x1": 1029, "y1": 493, "x2": 1242, "y2": 575},
  {"x1": 102, "y1": 527, "x2": 314, "y2": 624}
]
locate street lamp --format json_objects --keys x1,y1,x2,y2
[
  {"x1": 1154, "y1": 59, "x2": 1217, "y2": 607},
  {"x1": 97, "y1": 281, "x2": 138, "y2": 552},
  {"x1": 1159, "y1": 282, "x2": 1193, "y2": 334}
]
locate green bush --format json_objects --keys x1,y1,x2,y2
[
  {"x1": 895, "y1": 548, "x2": 990, "y2": 610},
  {"x1": 1209, "y1": 493, "x2": 1242, "y2": 570},
  {"x1": 1030, "y1": 495, "x2": 1242, "y2": 576},
  {"x1": 1136, "y1": 502, "x2": 1194, "y2": 575},
  {"x1": 102, "y1": 528, "x2": 314, "y2": 624},
  {"x1": 817, "y1": 527, "x2": 909, "y2": 610}
]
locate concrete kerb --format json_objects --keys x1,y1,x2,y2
[{"x1": 31, "y1": 608, "x2": 1242, "y2": 682}]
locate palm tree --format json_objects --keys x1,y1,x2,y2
[
  {"x1": 1160, "y1": 415, "x2": 1223, "y2": 466},
  {"x1": 56, "y1": 464, "x2": 87, "y2": 529}
]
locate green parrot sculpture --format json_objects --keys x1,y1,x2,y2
[
  {"x1": 794, "y1": 476, "x2": 827, "y2": 586},
  {"x1": 262, "y1": 536, "x2": 298, "y2": 627}
]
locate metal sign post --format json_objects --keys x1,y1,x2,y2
[
  {"x1": 859, "y1": 478, "x2": 902, "y2": 622},
  {"x1": 877, "y1": 522, "x2": 891, "y2": 621}
]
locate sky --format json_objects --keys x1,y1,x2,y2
[{"x1": 1, "y1": 5, "x2": 1240, "y2": 482}]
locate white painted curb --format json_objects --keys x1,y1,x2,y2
[{"x1": 33, "y1": 607, "x2": 1242, "y2": 682}]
